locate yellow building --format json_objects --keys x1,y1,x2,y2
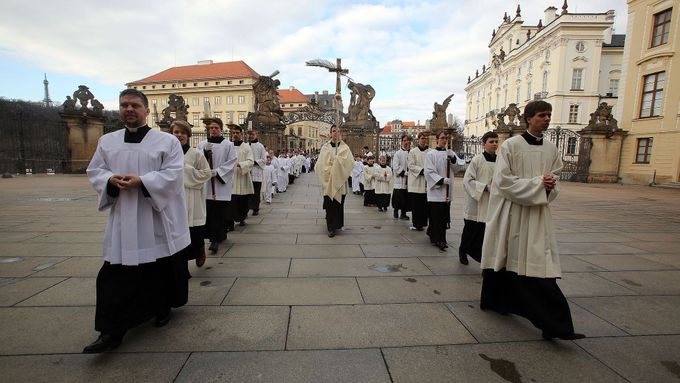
[
  {"x1": 279, "y1": 87, "x2": 329, "y2": 152},
  {"x1": 126, "y1": 60, "x2": 259, "y2": 132},
  {"x1": 618, "y1": 0, "x2": 678, "y2": 185},
  {"x1": 465, "y1": 3, "x2": 624, "y2": 137}
]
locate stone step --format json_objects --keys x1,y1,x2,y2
[{"x1": 652, "y1": 182, "x2": 680, "y2": 190}]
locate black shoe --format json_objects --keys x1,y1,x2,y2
[
  {"x1": 252, "y1": 211, "x2": 259, "y2": 216},
  {"x1": 227, "y1": 225, "x2": 235, "y2": 232},
  {"x1": 208, "y1": 242, "x2": 218, "y2": 254},
  {"x1": 543, "y1": 331, "x2": 586, "y2": 340},
  {"x1": 82, "y1": 334, "x2": 122, "y2": 354},
  {"x1": 459, "y1": 249, "x2": 469, "y2": 265},
  {"x1": 154, "y1": 309, "x2": 171, "y2": 328},
  {"x1": 328, "y1": 230, "x2": 336, "y2": 238},
  {"x1": 437, "y1": 242, "x2": 447, "y2": 251},
  {"x1": 239, "y1": 221, "x2": 247, "y2": 227},
  {"x1": 393, "y1": 210, "x2": 399, "y2": 218},
  {"x1": 400, "y1": 215, "x2": 409, "y2": 220},
  {"x1": 415, "y1": 227, "x2": 424, "y2": 231}
]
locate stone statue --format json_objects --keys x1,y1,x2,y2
[
  {"x1": 63, "y1": 96, "x2": 77, "y2": 112},
  {"x1": 252, "y1": 72, "x2": 284, "y2": 125},
  {"x1": 430, "y1": 94, "x2": 454, "y2": 131},
  {"x1": 586, "y1": 102, "x2": 619, "y2": 138},
  {"x1": 505, "y1": 103, "x2": 521, "y2": 126},
  {"x1": 159, "y1": 94, "x2": 189, "y2": 126},
  {"x1": 91, "y1": 99, "x2": 104, "y2": 116},
  {"x1": 73, "y1": 85, "x2": 95, "y2": 110},
  {"x1": 347, "y1": 80, "x2": 376, "y2": 122}
]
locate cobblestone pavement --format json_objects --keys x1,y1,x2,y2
[{"x1": 1, "y1": 174, "x2": 679, "y2": 382}]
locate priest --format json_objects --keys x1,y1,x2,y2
[
  {"x1": 315, "y1": 125, "x2": 354, "y2": 237},
  {"x1": 480, "y1": 100, "x2": 584, "y2": 340},
  {"x1": 84, "y1": 89, "x2": 190, "y2": 353},
  {"x1": 197, "y1": 118, "x2": 237, "y2": 254}
]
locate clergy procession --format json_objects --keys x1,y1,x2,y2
[{"x1": 82, "y1": 89, "x2": 582, "y2": 354}]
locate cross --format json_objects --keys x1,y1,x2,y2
[{"x1": 328, "y1": 59, "x2": 349, "y2": 128}]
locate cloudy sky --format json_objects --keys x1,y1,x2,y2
[{"x1": 0, "y1": 0, "x2": 626, "y2": 126}]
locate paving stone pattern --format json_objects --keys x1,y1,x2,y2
[{"x1": 1, "y1": 174, "x2": 679, "y2": 382}]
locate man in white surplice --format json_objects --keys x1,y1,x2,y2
[
  {"x1": 424, "y1": 131, "x2": 457, "y2": 251},
  {"x1": 480, "y1": 100, "x2": 584, "y2": 340},
  {"x1": 227, "y1": 124, "x2": 254, "y2": 227},
  {"x1": 197, "y1": 118, "x2": 237, "y2": 254},
  {"x1": 248, "y1": 129, "x2": 267, "y2": 216},
  {"x1": 84, "y1": 89, "x2": 190, "y2": 353}
]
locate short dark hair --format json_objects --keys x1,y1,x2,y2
[
  {"x1": 228, "y1": 124, "x2": 243, "y2": 132},
  {"x1": 401, "y1": 134, "x2": 410, "y2": 141},
  {"x1": 205, "y1": 117, "x2": 224, "y2": 129},
  {"x1": 481, "y1": 131, "x2": 498, "y2": 143},
  {"x1": 417, "y1": 132, "x2": 428, "y2": 139},
  {"x1": 523, "y1": 100, "x2": 552, "y2": 125},
  {"x1": 120, "y1": 88, "x2": 148, "y2": 108}
]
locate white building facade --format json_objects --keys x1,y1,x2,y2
[{"x1": 464, "y1": 3, "x2": 624, "y2": 138}]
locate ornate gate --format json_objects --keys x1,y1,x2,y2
[{"x1": 543, "y1": 127, "x2": 590, "y2": 181}]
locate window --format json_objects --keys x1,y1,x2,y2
[
  {"x1": 542, "y1": 71, "x2": 548, "y2": 92},
  {"x1": 640, "y1": 72, "x2": 665, "y2": 118},
  {"x1": 192, "y1": 97, "x2": 199, "y2": 106},
  {"x1": 226, "y1": 112, "x2": 233, "y2": 123},
  {"x1": 193, "y1": 115, "x2": 200, "y2": 127},
  {"x1": 571, "y1": 68, "x2": 583, "y2": 90},
  {"x1": 504, "y1": 89, "x2": 507, "y2": 106},
  {"x1": 495, "y1": 94, "x2": 500, "y2": 109},
  {"x1": 575, "y1": 41, "x2": 586, "y2": 53},
  {"x1": 142, "y1": 86, "x2": 146, "y2": 89},
  {"x1": 161, "y1": 99, "x2": 167, "y2": 106},
  {"x1": 193, "y1": 83, "x2": 198, "y2": 87},
  {"x1": 182, "y1": 83, "x2": 187, "y2": 87},
  {"x1": 545, "y1": 49, "x2": 551, "y2": 62},
  {"x1": 238, "y1": 114, "x2": 245, "y2": 124},
  {"x1": 569, "y1": 104, "x2": 579, "y2": 123},
  {"x1": 298, "y1": 127, "x2": 302, "y2": 136},
  {"x1": 651, "y1": 9, "x2": 672, "y2": 47},
  {"x1": 239, "y1": 80, "x2": 244, "y2": 84},
  {"x1": 609, "y1": 79, "x2": 620, "y2": 97},
  {"x1": 227, "y1": 81, "x2": 232, "y2": 85},
  {"x1": 213, "y1": 112, "x2": 221, "y2": 120},
  {"x1": 516, "y1": 87, "x2": 520, "y2": 103},
  {"x1": 526, "y1": 81, "x2": 532, "y2": 100},
  {"x1": 215, "y1": 82, "x2": 220, "y2": 85},
  {"x1": 171, "y1": 84, "x2": 176, "y2": 88},
  {"x1": 567, "y1": 137, "x2": 577, "y2": 155},
  {"x1": 152, "y1": 99, "x2": 157, "y2": 105},
  {"x1": 238, "y1": 96, "x2": 245, "y2": 104},
  {"x1": 227, "y1": 96, "x2": 233, "y2": 104},
  {"x1": 204, "y1": 82, "x2": 209, "y2": 86},
  {"x1": 215, "y1": 96, "x2": 221, "y2": 105},
  {"x1": 204, "y1": 97, "x2": 210, "y2": 105},
  {"x1": 151, "y1": 85, "x2": 156, "y2": 89},
  {"x1": 636, "y1": 138, "x2": 653, "y2": 163},
  {"x1": 517, "y1": 67, "x2": 521, "y2": 78}
]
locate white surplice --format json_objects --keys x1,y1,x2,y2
[
  {"x1": 249, "y1": 141, "x2": 267, "y2": 182},
  {"x1": 232, "y1": 142, "x2": 254, "y2": 195},
  {"x1": 87, "y1": 129, "x2": 190, "y2": 266},
  {"x1": 276, "y1": 155, "x2": 289, "y2": 191},
  {"x1": 374, "y1": 165, "x2": 394, "y2": 195},
  {"x1": 351, "y1": 160, "x2": 364, "y2": 192},
  {"x1": 481, "y1": 135, "x2": 564, "y2": 278},
  {"x1": 463, "y1": 153, "x2": 496, "y2": 222},
  {"x1": 183, "y1": 148, "x2": 212, "y2": 226},
  {"x1": 262, "y1": 164, "x2": 275, "y2": 203},
  {"x1": 407, "y1": 147, "x2": 430, "y2": 193},
  {"x1": 197, "y1": 139, "x2": 237, "y2": 201},
  {"x1": 424, "y1": 149, "x2": 455, "y2": 202},
  {"x1": 392, "y1": 148, "x2": 409, "y2": 190}
]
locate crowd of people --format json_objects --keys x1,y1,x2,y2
[{"x1": 83, "y1": 89, "x2": 583, "y2": 353}]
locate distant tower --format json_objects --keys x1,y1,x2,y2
[{"x1": 42, "y1": 73, "x2": 52, "y2": 107}]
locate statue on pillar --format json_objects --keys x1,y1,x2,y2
[
  {"x1": 430, "y1": 94, "x2": 454, "y2": 132},
  {"x1": 252, "y1": 71, "x2": 284, "y2": 126},
  {"x1": 73, "y1": 85, "x2": 95, "y2": 110},
  {"x1": 347, "y1": 80, "x2": 376, "y2": 122},
  {"x1": 585, "y1": 102, "x2": 620, "y2": 138}
]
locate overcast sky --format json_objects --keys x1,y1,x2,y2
[{"x1": 0, "y1": 0, "x2": 626, "y2": 126}]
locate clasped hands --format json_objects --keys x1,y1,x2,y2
[
  {"x1": 109, "y1": 175, "x2": 142, "y2": 190},
  {"x1": 542, "y1": 173, "x2": 557, "y2": 191}
]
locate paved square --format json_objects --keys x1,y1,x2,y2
[{"x1": 1, "y1": 174, "x2": 679, "y2": 381}]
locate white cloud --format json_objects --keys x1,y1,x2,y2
[{"x1": 0, "y1": 0, "x2": 627, "y2": 126}]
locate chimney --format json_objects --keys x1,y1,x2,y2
[
  {"x1": 544, "y1": 6, "x2": 557, "y2": 24},
  {"x1": 289, "y1": 86, "x2": 295, "y2": 91},
  {"x1": 322, "y1": 90, "x2": 329, "y2": 95},
  {"x1": 197, "y1": 60, "x2": 213, "y2": 65}
]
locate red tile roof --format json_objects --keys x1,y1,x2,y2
[
  {"x1": 380, "y1": 124, "x2": 392, "y2": 134},
  {"x1": 127, "y1": 61, "x2": 260, "y2": 85},
  {"x1": 278, "y1": 88, "x2": 310, "y2": 104}
]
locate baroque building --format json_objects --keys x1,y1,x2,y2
[
  {"x1": 464, "y1": 2, "x2": 624, "y2": 138},
  {"x1": 278, "y1": 87, "x2": 325, "y2": 152},
  {"x1": 617, "y1": 0, "x2": 678, "y2": 184},
  {"x1": 126, "y1": 60, "x2": 259, "y2": 132}
]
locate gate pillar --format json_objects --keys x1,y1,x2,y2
[{"x1": 577, "y1": 129, "x2": 627, "y2": 183}]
